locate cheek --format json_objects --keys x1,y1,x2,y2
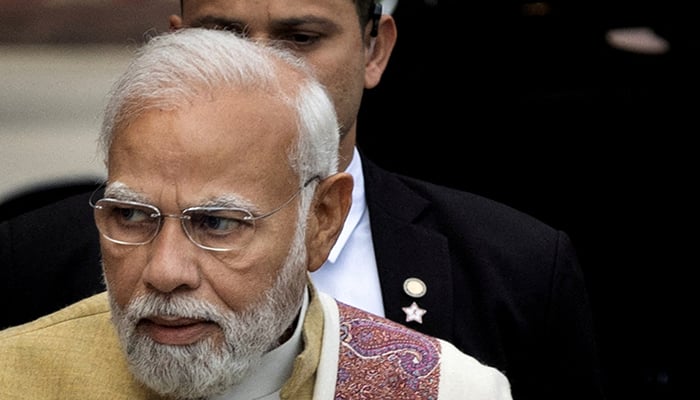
[
  {"x1": 100, "y1": 242, "x2": 146, "y2": 307},
  {"x1": 209, "y1": 242, "x2": 291, "y2": 311},
  {"x1": 309, "y1": 44, "x2": 364, "y2": 99},
  {"x1": 320, "y1": 58, "x2": 365, "y2": 120}
]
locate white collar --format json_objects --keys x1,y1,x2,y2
[
  {"x1": 383, "y1": 0, "x2": 399, "y2": 14},
  {"x1": 210, "y1": 289, "x2": 309, "y2": 400}
]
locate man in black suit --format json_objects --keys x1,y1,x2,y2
[{"x1": 0, "y1": 1, "x2": 604, "y2": 399}]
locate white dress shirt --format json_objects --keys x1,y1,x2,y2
[
  {"x1": 383, "y1": 0, "x2": 398, "y2": 14},
  {"x1": 310, "y1": 147, "x2": 385, "y2": 317}
]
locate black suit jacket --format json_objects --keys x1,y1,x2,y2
[
  {"x1": 361, "y1": 154, "x2": 603, "y2": 399},
  {"x1": 0, "y1": 153, "x2": 603, "y2": 399},
  {"x1": 0, "y1": 190, "x2": 104, "y2": 327}
]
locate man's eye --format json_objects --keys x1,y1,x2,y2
[
  {"x1": 279, "y1": 33, "x2": 321, "y2": 48},
  {"x1": 203, "y1": 215, "x2": 242, "y2": 232},
  {"x1": 116, "y1": 207, "x2": 150, "y2": 223},
  {"x1": 189, "y1": 212, "x2": 251, "y2": 236}
]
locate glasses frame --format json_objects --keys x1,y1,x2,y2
[{"x1": 89, "y1": 176, "x2": 320, "y2": 252}]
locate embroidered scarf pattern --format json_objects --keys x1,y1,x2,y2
[{"x1": 334, "y1": 302, "x2": 441, "y2": 399}]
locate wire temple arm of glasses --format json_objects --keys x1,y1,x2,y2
[
  {"x1": 87, "y1": 182, "x2": 108, "y2": 208},
  {"x1": 243, "y1": 175, "x2": 321, "y2": 221},
  {"x1": 304, "y1": 175, "x2": 321, "y2": 187}
]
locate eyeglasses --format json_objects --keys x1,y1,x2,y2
[{"x1": 89, "y1": 176, "x2": 319, "y2": 252}]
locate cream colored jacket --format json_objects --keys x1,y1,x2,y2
[{"x1": 0, "y1": 289, "x2": 512, "y2": 399}]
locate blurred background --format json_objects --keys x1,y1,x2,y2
[
  {"x1": 1, "y1": 1, "x2": 694, "y2": 399},
  {"x1": 0, "y1": 0, "x2": 179, "y2": 201}
]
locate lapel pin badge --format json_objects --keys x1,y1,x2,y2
[{"x1": 402, "y1": 277, "x2": 427, "y2": 323}]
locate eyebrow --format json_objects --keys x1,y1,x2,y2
[
  {"x1": 105, "y1": 181, "x2": 257, "y2": 211},
  {"x1": 269, "y1": 16, "x2": 340, "y2": 32},
  {"x1": 105, "y1": 182, "x2": 148, "y2": 203},
  {"x1": 198, "y1": 195, "x2": 257, "y2": 212}
]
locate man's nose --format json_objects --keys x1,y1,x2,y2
[{"x1": 142, "y1": 218, "x2": 202, "y2": 294}]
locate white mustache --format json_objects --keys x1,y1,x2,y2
[{"x1": 122, "y1": 293, "x2": 228, "y2": 329}]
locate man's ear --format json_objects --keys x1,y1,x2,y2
[
  {"x1": 168, "y1": 14, "x2": 183, "y2": 31},
  {"x1": 306, "y1": 173, "x2": 353, "y2": 272},
  {"x1": 365, "y1": 15, "x2": 397, "y2": 89}
]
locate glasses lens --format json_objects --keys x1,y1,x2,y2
[
  {"x1": 94, "y1": 199, "x2": 160, "y2": 245},
  {"x1": 183, "y1": 208, "x2": 256, "y2": 251}
]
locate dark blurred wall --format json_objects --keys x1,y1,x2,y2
[{"x1": 358, "y1": 1, "x2": 694, "y2": 399}]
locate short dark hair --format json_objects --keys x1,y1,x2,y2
[{"x1": 356, "y1": 1, "x2": 378, "y2": 27}]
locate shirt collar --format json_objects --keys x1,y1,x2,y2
[{"x1": 210, "y1": 289, "x2": 308, "y2": 399}]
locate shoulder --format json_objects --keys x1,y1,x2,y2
[
  {"x1": 437, "y1": 338, "x2": 513, "y2": 399},
  {"x1": 317, "y1": 292, "x2": 512, "y2": 399},
  {"x1": 0, "y1": 292, "x2": 115, "y2": 371},
  {"x1": 362, "y1": 155, "x2": 570, "y2": 258},
  {"x1": 362, "y1": 153, "x2": 553, "y2": 228},
  {"x1": 0, "y1": 292, "x2": 152, "y2": 398},
  {"x1": 0, "y1": 291, "x2": 111, "y2": 341}
]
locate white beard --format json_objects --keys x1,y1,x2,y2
[{"x1": 108, "y1": 206, "x2": 309, "y2": 399}]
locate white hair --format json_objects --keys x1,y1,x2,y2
[{"x1": 100, "y1": 28, "x2": 340, "y2": 184}]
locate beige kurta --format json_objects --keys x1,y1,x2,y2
[{"x1": 0, "y1": 288, "x2": 511, "y2": 399}]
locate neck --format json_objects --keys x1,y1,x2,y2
[
  {"x1": 275, "y1": 313, "x2": 300, "y2": 348},
  {"x1": 337, "y1": 126, "x2": 356, "y2": 172}
]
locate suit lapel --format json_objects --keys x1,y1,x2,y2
[{"x1": 361, "y1": 156, "x2": 455, "y2": 342}]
